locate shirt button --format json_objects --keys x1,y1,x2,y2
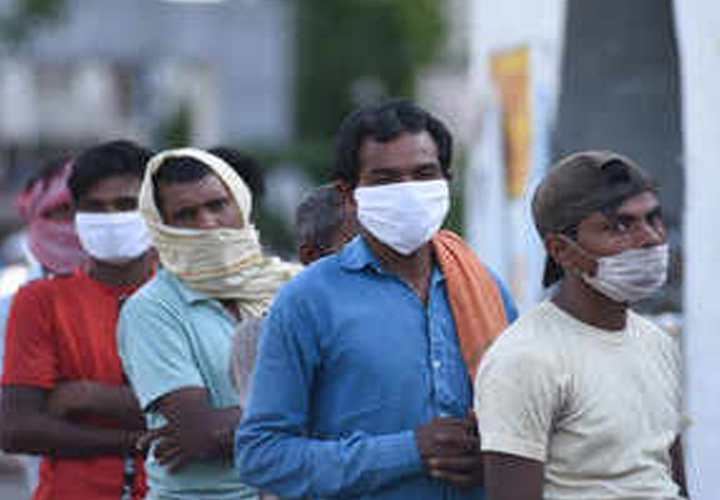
[{"x1": 433, "y1": 360, "x2": 441, "y2": 370}]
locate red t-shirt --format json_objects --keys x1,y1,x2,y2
[{"x1": 2, "y1": 269, "x2": 148, "y2": 500}]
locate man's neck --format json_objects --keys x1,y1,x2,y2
[
  {"x1": 86, "y1": 252, "x2": 154, "y2": 288},
  {"x1": 361, "y1": 229, "x2": 434, "y2": 304},
  {"x1": 552, "y1": 276, "x2": 628, "y2": 331}
]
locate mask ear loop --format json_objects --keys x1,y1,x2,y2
[{"x1": 553, "y1": 233, "x2": 600, "y2": 278}]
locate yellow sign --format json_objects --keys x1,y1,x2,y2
[{"x1": 491, "y1": 47, "x2": 532, "y2": 199}]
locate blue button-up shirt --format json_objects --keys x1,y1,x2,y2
[{"x1": 235, "y1": 237, "x2": 516, "y2": 500}]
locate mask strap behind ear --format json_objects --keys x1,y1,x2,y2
[{"x1": 554, "y1": 233, "x2": 599, "y2": 277}]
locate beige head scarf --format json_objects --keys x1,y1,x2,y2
[{"x1": 140, "y1": 147, "x2": 301, "y2": 318}]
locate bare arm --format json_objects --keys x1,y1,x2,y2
[
  {"x1": 484, "y1": 452, "x2": 544, "y2": 500},
  {"x1": 48, "y1": 381, "x2": 144, "y2": 430},
  {"x1": 141, "y1": 387, "x2": 241, "y2": 472},
  {"x1": 0, "y1": 386, "x2": 141, "y2": 458},
  {"x1": 671, "y1": 437, "x2": 688, "y2": 498}
]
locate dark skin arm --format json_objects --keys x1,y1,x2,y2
[
  {"x1": 416, "y1": 414, "x2": 484, "y2": 488},
  {"x1": 0, "y1": 386, "x2": 141, "y2": 458},
  {"x1": 484, "y1": 452, "x2": 544, "y2": 500},
  {"x1": 138, "y1": 387, "x2": 241, "y2": 473},
  {"x1": 48, "y1": 381, "x2": 145, "y2": 430},
  {"x1": 671, "y1": 437, "x2": 688, "y2": 498}
]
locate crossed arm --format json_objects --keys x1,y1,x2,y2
[
  {"x1": 0, "y1": 383, "x2": 143, "y2": 458},
  {"x1": 139, "y1": 387, "x2": 241, "y2": 472}
]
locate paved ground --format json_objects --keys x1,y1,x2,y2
[{"x1": 0, "y1": 468, "x2": 30, "y2": 500}]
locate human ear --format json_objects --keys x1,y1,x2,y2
[
  {"x1": 335, "y1": 181, "x2": 357, "y2": 209},
  {"x1": 298, "y1": 245, "x2": 317, "y2": 266},
  {"x1": 546, "y1": 234, "x2": 598, "y2": 277}
]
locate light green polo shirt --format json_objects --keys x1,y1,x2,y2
[{"x1": 118, "y1": 268, "x2": 257, "y2": 500}]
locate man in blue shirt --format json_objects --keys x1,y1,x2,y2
[{"x1": 235, "y1": 99, "x2": 517, "y2": 500}]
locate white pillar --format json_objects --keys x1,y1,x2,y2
[
  {"x1": 465, "y1": 0, "x2": 565, "y2": 309},
  {"x1": 674, "y1": 1, "x2": 720, "y2": 498}
]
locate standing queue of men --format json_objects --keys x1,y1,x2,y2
[{"x1": 0, "y1": 99, "x2": 685, "y2": 500}]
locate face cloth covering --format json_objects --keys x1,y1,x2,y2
[
  {"x1": 582, "y1": 243, "x2": 669, "y2": 303},
  {"x1": 16, "y1": 162, "x2": 88, "y2": 274},
  {"x1": 75, "y1": 211, "x2": 152, "y2": 264},
  {"x1": 139, "y1": 148, "x2": 301, "y2": 318},
  {"x1": 355, "y1": 179, "x2": 450, "y2": 255}
]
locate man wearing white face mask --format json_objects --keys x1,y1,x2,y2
[
  {"x1": 475, "y1": 151, "x2": 687, "y2": 500},
  {"x1": 1, "y1": 140, "x2": 156, "y2": 500},
  {"x1": 117, "y1": 148, "x2": 299, "y2": 500},
  {"x1": 235, "y1": 99, "x2": 518, "y2": 500}
]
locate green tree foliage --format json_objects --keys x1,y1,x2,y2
[
  {"x1": 0, "y1": 0, "x2": 67, "y2": 47},
  {"x1": 295, "y1": 0, "x2": 445, "y2": 141}
]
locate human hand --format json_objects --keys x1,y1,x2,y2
[
  {"x1": 137, "y1": 420, "x2": 234, "y2": 472},
  {"x1": 415, "y1": 414, "x2": 483, "y2": 488}
]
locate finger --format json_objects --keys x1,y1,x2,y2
[
  {"x1": 136, "y1": 431, "x2": 160, "y2": 453},
  {"x1": 154, "y1": 442, "x2": 184, "y2": 465},
  {"x1": 153, "y1": 438, "x2": 182, "y2": 461},
  {"x1": 137, "y1": 429, "x2": 168, "y2": 453},
  {"x1": 434, "y1": 432, "x2": 480, "y2": 453},
  {"x1": 429, "y1": 455, "x2": 482, "y2": 474},
  {"x1": 429, "y1": 468, "x2": 482, "y2": 488}
]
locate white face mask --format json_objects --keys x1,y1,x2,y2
[
  {"x1": 75, "y1": 211, "x2": 152, "y2": 264},
  {"x1": 354, "y1": 180, "x2": 449, "y2": 256},
  {"x1": 581, "y1": 243, "x2": 669, "y2": 303}
]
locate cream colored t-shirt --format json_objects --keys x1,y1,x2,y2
[{"x1": 475, "y1": 300, "x2": 685, "y2": 500}]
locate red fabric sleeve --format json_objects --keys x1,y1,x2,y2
[{"x1": 2, "y1": 281, "x2": 59, "y2": 388}]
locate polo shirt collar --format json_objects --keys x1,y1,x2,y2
[
  {"x1": 339, "y1": 236, "x2": 383, "y2": 273},
  {"x1": 161, "y1": 268, "x2": 213, "y2": 305},
  {"x1": 338, "y1": 236, "x2": 445, "y2": 285}
]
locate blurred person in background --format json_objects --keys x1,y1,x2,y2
[
  {"x1": 0, "y1": 140, "x2": 155, "y2": 500},
  {"x1": 0, "y1": 157, "x2": 88, "y2": 497},
  {"x1": 0, "y1": 158, "x2": 88, "y2": 328},
  {"x1": 118, "y1": 148, "x2": 299, "y2": 500},
  {"x1": 235, "y1": 99, "x2": 518, "y2": 500},
  {"x1": 475, "y1": 151, "x2": 687, "y2": 500},
  {"x1": 295, "y1": 183, "x2": 358, "y2": 265},
  {"x1": 209, "y1": 146, "x2": 266, "y2": 221}
]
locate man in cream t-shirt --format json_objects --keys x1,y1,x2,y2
[{"x1": 475, "y1": 151, "x2": 686, "y2": 500}]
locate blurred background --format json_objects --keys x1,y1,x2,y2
[{"x1": 0, "y1": 0, "x2": 717, "y2": 498}]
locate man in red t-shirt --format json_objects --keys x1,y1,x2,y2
[{"x1": 0, "y1": 140, "x2": 156, "y2": 500}]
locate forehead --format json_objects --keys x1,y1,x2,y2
[
  {"x1": 358, "y1": 131, "x2": 439, "y2": 172},
  {"x1": 159, "y1": 172, "x2": 232, "y2": 209},
  {"x1": 81, "y1": 174, "x2": 141, "y2": 201},
  {"x1": 582, "y1": 190, "x2": 660, "y2": 225}
]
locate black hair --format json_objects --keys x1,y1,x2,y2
[
  {"x1": 332, "y1": 99, "x2": 453, "y2": 187},
  {"x1": 152, "y1": 149, "x2": 265, "y2": 217},
  {"x1": 152, "y1": 156, "x2": 212, "y2": 215},
  {"x1": 68, "y1": 140, "x2": 152, "y2": 204},
  {"x1": 209, "y1": 147, "x2": 265, "y2": 203},
  {"x1": 296, "y1": 185, "x2": 346, "y2": 248}
]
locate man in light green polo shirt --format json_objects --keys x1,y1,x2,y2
[{"x1": 118, "y1": 148, "x2": 298, "y2": 500}]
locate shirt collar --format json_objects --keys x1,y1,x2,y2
[
  {"x1": 161, "y1": 268, "x2": 213, "y2": 305},
  {"x1": 338, "y1": 236, "x2": 445, "y2": 285},
  {"x1": 339, "y1": 236, "x2": 383, "y2": 273}
]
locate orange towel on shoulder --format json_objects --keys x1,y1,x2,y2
[{"x1": 432, "y1": 230, "x2": 509, "y2": 379}]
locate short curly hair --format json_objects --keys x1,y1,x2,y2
[{"x1": 332, "y1": 99, "x2": 453, "y2": 188}]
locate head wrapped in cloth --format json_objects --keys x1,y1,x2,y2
[
  {"x1": 140, "y1": 148, "x2": 300, "y2": 317},
  {"x1": 16, "y1": 160, "x2": 88, "y2": 274}
]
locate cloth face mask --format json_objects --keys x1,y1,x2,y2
[
  {"x1": 75, "y1": 211, "x2": 152, "y2": 264},
  {"x1": 355, "y1": 180, "x2": 450, "y2": 256},
  {"x1": 582, "y1": 243, "x2": 669, "y2": 303}
]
